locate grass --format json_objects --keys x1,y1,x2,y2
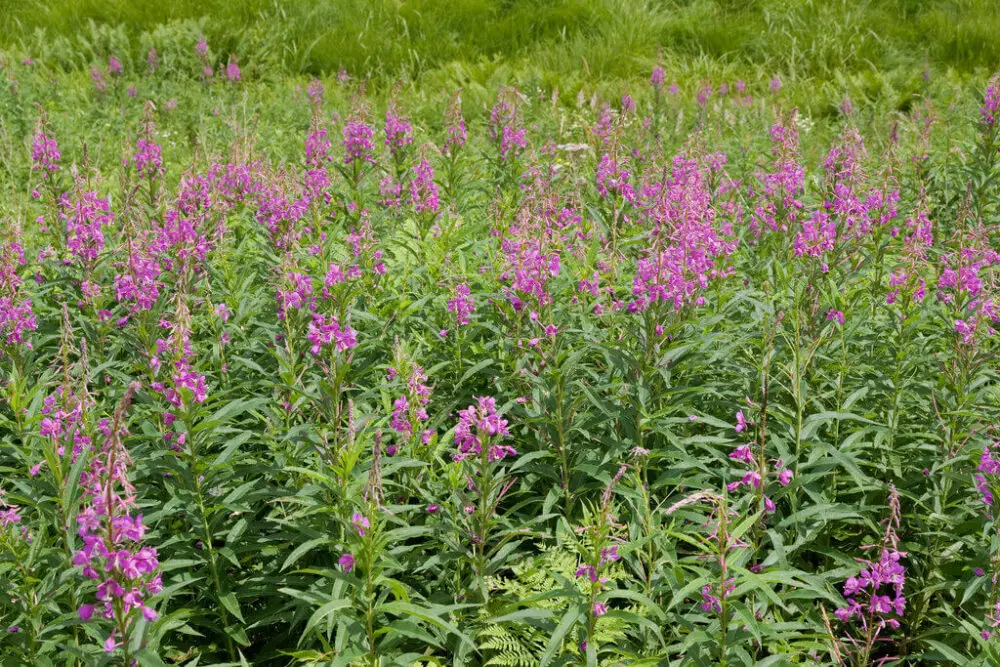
[{"x1": 2, "y1": 0, "x2": 998, "y2": 87}]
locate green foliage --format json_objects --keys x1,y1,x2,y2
[{"x1": 1, "y1": 4, "x2": 1000, "y2": 666}]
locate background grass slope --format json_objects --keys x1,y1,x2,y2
[{"x1": 2, "y1": 0, "x2": 999, "y2": 85}]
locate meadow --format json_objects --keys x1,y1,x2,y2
[{"x1": 2, "y1": 2, "x2": 1000, "y2": 665}]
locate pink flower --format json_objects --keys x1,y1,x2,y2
[
  {"x1": 225, "y1": 59, "x2": 241, "y2": 82},
  {"x1": 650, "y1": 67, "x2": 665, "y2": 88},
  {"x1": 339, "y1": 553, "x2": 355, "y2": 572},
  {"x1": 351, "y1": 513, "x2": 369, "y2": 537}
]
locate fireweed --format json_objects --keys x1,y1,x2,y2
[
  {"x1": 572, "y1": 465, "x2": 630, "y2": 662},
  {"x1": 72, "y1": 383, "x2": 161, "y2": 659},
  {"x1": 831, "y1": 485, "x2": 906, "y2": 666},
  {"x1": 3, "y1": 44, "x2": 1000, "y2": 664},
  {"x1": 453, "y1": 396, "x2": 517, "y2": 597},
  {"x1": 666, "y1": 490, "x2": 749, "y2": 666},
  {"x1": 385, "y1": 344, "x2": 433, "y2": 454}
]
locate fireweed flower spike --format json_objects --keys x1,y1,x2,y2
[
  {"x1": 453, "y1": 396, "x2": 516, "y2": 594},
  {"x1": 442, "y1": 92, "x2": 466, "y2": 156},
  {"x1": 73, "y1": 383, "x2": 161, "y2": 659},
  {"x1": 832, "y1": 485, "x2": 906, "y2": 664},
  {"x1": 0, "y1": 489, "x2": 28, "y2": 542},
  {"x1": 489, "y1": 88, "x2": 527, "y2": 162},
  {"x1": 386, "y1": 352, "x2": 433, "y2": 450},
  {"x1": 384, "y1": 97, "x2": 413, "y2": 157},
  {"x1": 447, "y1": 283, "x2": 475, "y2": 327},
  {"x1": 225, "y1": 57, "x2": 241, "y2": 83},
  {"x1": 666, "y1": 490, "x2": 747, "y2": 661},
  {"x1": 572, "y1": 465, "x2": 629, "y2": 658},
  {"x1": 0, "y1": 241, "x2": 37, "y2": 352},
  {"x1": 343, "y1": 107, "x2": 377, "y2": 167},
  {"x1": 650, "y1": 67, "x2": 666, "y2": 89}
]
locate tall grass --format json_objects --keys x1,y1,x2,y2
[{"x1": 2, "y1": 0, "x2": 998, "y2": 86}]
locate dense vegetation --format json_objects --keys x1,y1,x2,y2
[{"x1": 2, "y1": 4, "x2": 1000, "y2": 666}]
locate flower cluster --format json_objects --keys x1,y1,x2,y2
[
  {"x1": 650, "y1": 66, "x2": 666, "y2": 89},
  {"x1": 976, "y1": 443, "x2": 1000, "y2": 512},
  {"x1": 454, "y1": 396, "x2": 515, "y2": 463},
  {"x1": 751, "y1": 114, "x2": 804, "y2": 236},
  {"x1": 447, "y1": 283, "x2": 474, "y2": 326},
  {"x1": 306, "y1": 313, "x2": 357, "y2": 355},
  {"x1": 0, "y1": 242, "x2": 36, "y2": 351},
  {"x1": 134, "y1": 137, "x2": 164, "y2": 181},
  {"x1": 595, "y1": 153, "x2": 633, "y2": 200},
  {"x1": 30, "y1": 125, "x2": 60, "y2": 180},
  {"x1": 981, "y1": 79, "x2": 1000, "y2": 129},
  {"x1": 384, "y1": 104, "x2": 413, "y2": 155},
  {"x1": 73, "y1": 385, "x2": 162, "y2": 654},
  {"x1": 442, "y1": 95, "x2": 466, "y2": 155},
  {"x1": 343, "y1": 113, "x2": 377, "y2": 166},
  {"x1": 388, "y1": 362, "x2": 432, "y2": 447},
  {"x1": 408, "y1": 159, "x2": 440, "y2": 215},
  {"x1": 834, "y1": 550, "x2": 907, "y2": 626},
  {"x1": 62, "y1": 191, "x2": 113, "y2": 266},
  {"x1": 489, "y1": 91, "x2": 527, "y2": 162},
  {"x1": 833, "y1": 485, "x2": 906, "y2": 658},
  {"x1": 0, "y1": 489, "x2": 27, "y2": 541},
  {"x1": 150, "y1": 317, "x2": 208, "y2": 407},
  {"x1": 630, "y1": 157, "x2": 738, "y2": 315},
  {"x1": 225, "y1": 58, "x2": 241, "y2": 82}
]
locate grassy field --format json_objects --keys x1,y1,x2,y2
[{"x1": 3, "y1": 0, "x2": 1000, "y2": 89}]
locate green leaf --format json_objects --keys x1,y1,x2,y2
[{"x1": 539, "y1": 604, "x2": 583, "y2": 667}]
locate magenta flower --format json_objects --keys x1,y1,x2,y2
[
  {"x1": 700, "y1": 584, "x2": 722, "y2": 613},
  {"x1": 454, "y1": 396, "x2": 513, "y2": 462},
  {"x1": 650, "y1": 67, "x2": 666, "y2": 88},
  {"x1": 307, "y1": 314, "x2": 357, "y2": 354},
  {"x1": 339, "y1": 553, "x2": 355, "y2": 572},
  {"x1": 31, "y1": 127, "x2": 61, "y2": 178},
  {"x1": 225, "y1": 59, "x2": 241, "y2": 82},
  {"x1": 343, "y1": 114, "x2": 376, "y2": 166},
  {"x1": 489, "y1": 91, "x2": 527, "y2": 161},
  {"x1": 351, "y1": 512, "x2": 369, "y2": 537},
  {"x1": 73, "y1": 385, "x2": 161, "y2": 656},
  {"x1": 91, "y1": 67, "x2": 106, "y2": 93},
  {"x1": 442, "y1": 96, "x2": 466, "y2": 155},
  {"x1": 447, "y1": 283, "x2": 475, "y2": 327},
  {"x1": 384, "y1": 105, "x2": 413, "y2": 154},
  {"x1": 409, "y1": 159, "x2": 440, "y2": 215},
  {"x1": 981, "y1": 80, "x2": 1000, "y2": 129},
  {"x1": 134, "y1": 137, "x2": 164, "y2": 181},
  {"x1": 735, "y1": 410, "x2": 747, "y2": 433}
]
